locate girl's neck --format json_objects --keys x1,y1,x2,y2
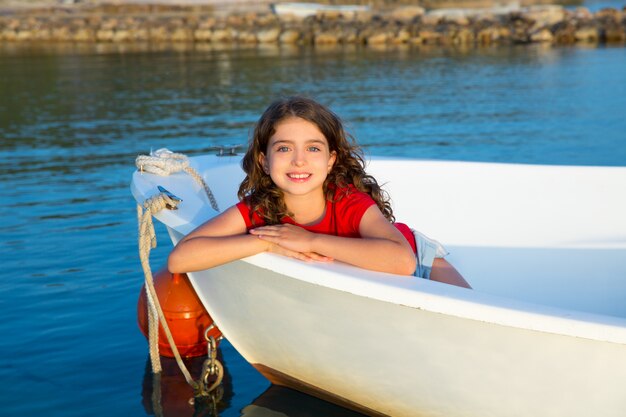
[{"x1": 284, "y1": 192, "x2": 327, "y2": 225}]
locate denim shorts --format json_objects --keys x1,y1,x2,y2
[{"x1": 412, "y1": 229, "x2": 448, "y2": 279}]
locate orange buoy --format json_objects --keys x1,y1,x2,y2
[{"x1": 137, "y1": 268, "x2": 222, "y2": 358}]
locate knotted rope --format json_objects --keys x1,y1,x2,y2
[
  {"x1": 136, "y1": 148, "x2": 220, "y2": 212},
  {"x1": 137, "y1": 191, "x2": 223, "y2": 398},
  {"x1": 137, "y1": 192, "x2": 196, "y2": 383}
]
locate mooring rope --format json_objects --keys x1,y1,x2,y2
[
  {"x1": 137, "y1": 192, "x2": 197, "y2": 385},
  {"x1": 136, "y1": 188, "x2": 223, "y2": 399},
  {"x1": 136, "y1": 148, "x2": 220, "y2": 212}
]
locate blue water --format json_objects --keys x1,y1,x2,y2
[{"x1": 1, "y1": 41, "x2": 625, "y2": 416}]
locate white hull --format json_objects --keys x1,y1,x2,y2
[{"x1": 131, "y1": 154, "x2": 626, "y2": 417}]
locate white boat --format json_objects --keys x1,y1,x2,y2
[
  {"x1": 271, "y1": 2, "x2": 369, "y2": 18},
  {"x1": 131, "y1": 153, "x2": 626, "y2": 417}
]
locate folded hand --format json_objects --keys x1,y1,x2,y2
[{"x1": 250, "y1": 224, "x2": 332, "y2": 262}]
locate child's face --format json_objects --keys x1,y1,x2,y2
[{"x1": 260, "y1": 117, "x2": 336, "y2": 200}]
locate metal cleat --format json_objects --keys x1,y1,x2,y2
[{"x1": 157, "y1": 185, "x2": 182, "y2": 210}]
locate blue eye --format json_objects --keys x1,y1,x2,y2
[
  {"x1": 276, "y1": 146, "x2": 290, "y2": 152},
  {"x1": 308, "y1": 146, "x2": 321, "y2": 152}
]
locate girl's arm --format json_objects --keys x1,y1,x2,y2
[
  {"x1": 168, "y1": 206, "x2": 329, "y2": 273},
  {"x1": 168, "y1": 206, "x2": 262, "y2": 273},
  {"x1": 251, "y1": 205, "x2": 417, "y2": 275}
]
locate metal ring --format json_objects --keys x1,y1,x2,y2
[{"x1": 204, "y1": 324, "x2": 216, "y2": 341}]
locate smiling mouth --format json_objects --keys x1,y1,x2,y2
[{"x1": 287, "y1": 173, "x2": 311, "y2": 180}]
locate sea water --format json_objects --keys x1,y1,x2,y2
[{"x1": 1, "y1": 41, "x2": 625, "y2": 416}]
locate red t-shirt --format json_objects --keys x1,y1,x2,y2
[
  {"x1": 236, "y1": 184, "x2": 376, "y2": 238},
  {"x1": 236, "y1": 185, "x2": 418, "y2": 254}
]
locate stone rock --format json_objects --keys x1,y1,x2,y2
[
  {"x1": 1, "y1": 28, "x2": 17, "y2": 41},
  {"x1": 530, "y1": 28, "x2": 554, "y2": 42},
  {"x1": 573, "y1": 7, "x2": 593, "y2": 21},
  {"x1": 171, "y1": 28, "x2": 193, "y2": 42},
  {"x1": 279, "y1": 29, "x2": 301, "y2": 44},
  {"x1": 451, "y1": 15, "x2": 471, "y2": 26},
  {"x1": 454, "y1": 28, "x2": 475, "y2": 44},
  {"x1": 236, "y1": 29, "x2": 257, "y2": 43},
  {"x1": 194, "y1": 28, "x2": 213, "y2": 41},
  {"x1": 5, "y1": 18, "x2": 21, "y2": 30},
  {"x1": 439, "y1": 32, "x2": 455, "y2": 45},
  {"x1": 421, "y1": 14, "x2": 441, "y2": 26},
  {"x1": 553, "y1": 24, "x2": 576, "y2": 43},
  {"x1": 73, "y1": 27, "x2": 95, "y2": 42},
  {"x1": 418, "y1": 29, "x2": 442, "y2": 44},
  {"x1": 130, "y1": 28, "x2": 150, "y2": 41},
  {"x1": 87, "y1": 16, "x2": 102, "y2": 26},
  {"x1": 112, "y1": 29, "x2": 131, "y2": 42},
  {"x1": 574, "y1": 26, "x2": 599, "y2": 42},
  {"x1": 356, "y1": 26, "x2": 373, "y2": 43},
  {"x1": 367, "y1": 31, "x2": 390, "y2": 44},
  {"x1": 149, "y1": 26, "x2": 168, "y2": 41},
  {"x1": 427, "y1": 9, "x2": 469, "y2": 25},
  {"x1": 595, "y1": 8, "x2": 621, "y2": 23},
  {"x1": 512, "y1": 26, "x2": 530, "y2": 43},
  {"x1": 257, "y1": 26, "x2": 281, "y2": 43},
  {"x1": 198, "y1": 17, "x2": 217, "y2": 29},
  {"x1": 603, "y1": 26, "x2": 626, "y2": 42},
  {"x1": 392, "y1": 28, "x2": 411, "y2": 43},
  {"x1": 96, "y1": 28, "x2": 114, "y2": 42},
  {"x1": 255, "y1": 13, "x2": 278, "y2": 26},
  {"x1": 240, "y1": 12, "x2": 256, "y2": 24},
  {"x1": 353, "y1": 11, "x2": 373, "y2": 24},
  {"x1": 317, "y1": 10, "x2": 342, "y2": 20},
  {"x1": 51, "y1": 26, "x2": 70, "y2": 41},
  {"x1": 32, "y1": 28, "x2": 52, "y2": 40},
  {"x1": 477, "y1": 26, "x2": 510, "y2": 44},
  {"x1": 16, "y1": 30, "x2": 33, "y2": 41},
  {"x1": 315, "y1": 31, "x2": 339, "y2": 44},
  {"x1": 300, "y1": 29, "x2": 315, "y2": 45},
  {"x1": 122, "y1": 17, "x2": 136, "y2": 28},
  {"x1": 212, "y1": 27, "x2": 235, "y2": 42},
  {"x1": 0, "y1": 3, "x2": 622, "y2": 47},
  {"x1": 498, "y1": 27, "x2": 512, "y2": 41},
  {"x1": 389, "y1": 6, "x2": 425, "y2": 22},
  {"x1": 50, "y1": 26, "x2": 70, "y2": 41},
  {"x1": 342, "y1": 27, "x2": 358, "y2": 43},
  {"x1": 101, "y1": 18, "x2": 118, "y2": 30},
  {"x1": 525, "y1": 5, "x2": 565, "y2": 26},
  {"x1": 226, "y1": 15, "x2": 244, "y2": 26}
]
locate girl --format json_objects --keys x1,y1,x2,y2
[{"x1": 168, "y1": 96, "x2": 470, "y2": 288}]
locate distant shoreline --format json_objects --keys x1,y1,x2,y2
[
  {"x1": 0, "y1": 0, "x2": 597, "y2": 13},
  {"x1": 1, "y1": 1, "x2": 624, "y2": 46}
]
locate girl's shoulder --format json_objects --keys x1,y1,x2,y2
[
  {"x1": 330, "y1": 183, "x2": 376, "y2": 219},
  {"x1": 236, "y1": 197, "x2": 266, "y2": 229},
  {"x1": 331, "y1": 183, "x2": 371, "y2": 202}
]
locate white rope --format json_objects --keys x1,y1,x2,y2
[
  {"x1": 136, "y1": 148, "x2": 220, "y2": 212},
  {"x1": 145, "y1": 287, "x2": 160, "y2": 372},
  {"x1": 136, "y1": 191, "x2": 224, "y2": 399},
  {"x1": 137, "y1": 193, "x2": 196, "y2": 387},
  {"x1": 134, "y1": 149, "x2": 225, "y2": 397}
]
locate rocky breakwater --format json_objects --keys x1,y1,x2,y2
[{"x1": 1, "y1": 3, "x2": 625, "y2": 46}]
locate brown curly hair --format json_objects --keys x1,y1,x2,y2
[{"x1": 238, "y1": 96, "x2": 395, "y2": 225}]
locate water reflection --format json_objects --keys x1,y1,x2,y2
[
  {"x1": 141, "y1": 354, "x2": 233, "y2": 417},
  {"x1": 0, "y1": 39, "x2": 612, "y2": 69},
  {"x1": 242, "y1": 385, "x2": 367, "y2": 417},
  {"x1": 3, "y1": 40, "x2": 601, "y2": 154},
  {"x1": 141, "y1": 350, "x2": 366, "y2": 417}
]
